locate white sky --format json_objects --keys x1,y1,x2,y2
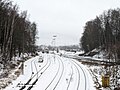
[{"x1": 12, "y1": 0, "x2": 120, "y2": 46}]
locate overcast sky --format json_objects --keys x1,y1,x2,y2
[{"x1": 12, "y1": 0, "x2": 120, "y2": 46}]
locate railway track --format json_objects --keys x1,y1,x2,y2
[
  {"x1": 18, "y1": 54, "x2": 89, "y2": 90},
  {"x1": 19, "y1": 54, "x2": 51, "y2": 90},
  {"x1": 53, "y1": 56, "x2": 64, "y2": 90},
  {"x1": 67, "y1": 59, "x2": 80, "y2": 90},
  {"x1": 45, "y1": 55, "x2": 64, "y2": 90},
  {"x1": 45, "y1": 55, "x2": 61, "y2": 90},
  {"x1": 72, "y1": 59, "x2": 87, "y2": 90}
]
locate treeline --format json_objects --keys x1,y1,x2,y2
[
  {"x1": 0, "y1": 0, "x2": 37, "y2": 66},
  {"x1": 59, "y1": 45, "x2": 80, "y2": 51},
  {"x1": 81, "y1": 8, "x2": 120, "y2": 59}
]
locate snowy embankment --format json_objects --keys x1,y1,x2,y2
[
  {"x1": 60, "y1": 51, "x2": 106, "y2": 89},
  {"x1": 62, "y1": 51, "x2": 120, "y2": 90},
  {"x1": 0, "y1": 62, "x2": 22, "y2": 89},
  {"x1": 0, "y1": 54, "x2": 34, "y2": 90},
  {"x1": 5, "y1": 53, "x2": 96, "y2": 90}
]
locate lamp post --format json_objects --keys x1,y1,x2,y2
[
  {"x1": 52, "y1": 35, "x2": 57, "y2": 62},
  {"x1": 52, "y1": 35, "x2": 57, "y2": 51}
]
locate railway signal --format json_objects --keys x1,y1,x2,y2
[{"x1": 102, "y1": 75, "x2": 110, "y2": 88}]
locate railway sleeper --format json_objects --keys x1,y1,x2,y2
[
  {"x1": 19, "y1": 79, "x2": 32, "y2": 90},
  {"x1": 27, "y1": 79, "x2": 38, "y2": 90}
]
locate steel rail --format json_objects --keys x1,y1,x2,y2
[
  {"x1": 45, "y1": 55, "x2": 61, "y2": 90},
  {"x1": 53, "y1": 56, "x2": 64, "y2": 90},
  {"x1": 72, "y1": 60, "x2": 87, "y2": 90},
  {"x1": 67, "y1": 59, "x2": 80, "y2": 90}
]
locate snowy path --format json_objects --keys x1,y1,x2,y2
[{"x1": 5, "y1": 53, "x2": 95, "y2": 90}]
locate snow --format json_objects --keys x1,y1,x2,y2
[{"x1": 5, "y1": 52, "x2": 96, "y2": 90}]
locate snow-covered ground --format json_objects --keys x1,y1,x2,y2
[{"x1": 5, "y1": 52, "x2": 96, "y2": 90}]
